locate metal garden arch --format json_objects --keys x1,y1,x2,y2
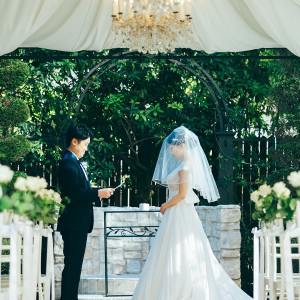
[{"x1": 62, "y1": 52, "x2": 234, "y2": 204}]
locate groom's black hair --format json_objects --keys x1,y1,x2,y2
[{"x1": 65, "y1": 123, "x2": 94, "y2": 147}]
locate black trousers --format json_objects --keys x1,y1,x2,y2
[{"x1": 60, "y1": 231, "x2": 88, "y2": 300}]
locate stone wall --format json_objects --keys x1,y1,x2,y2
[{"x1": 54, "y1": 205, "x2": 241, "y2": 297}]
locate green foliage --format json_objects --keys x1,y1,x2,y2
[
  {"x1": 0, "y1": 60, "x2": 29, "y2": 92},
  {"x1": 268, "y1": 49, "x2": 300, "y2": 180},
  {"x1": 0, "y1": 135, "x2": 32, "y2": 163},
  {"x1": 266, "y1": 168, "x2": 296, "y2": 186},
  {"x1": 0, "y1": 97, "x2": 30, "y2": 129},
  {"x1": 11, "y1": 49, "x2": 283, "y2": 208}
]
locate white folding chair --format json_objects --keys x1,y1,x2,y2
[
  {"x1": 37, "y1": 224, "x2": 55, "y2": 300},
  {"x1": 253, "y1": 220, "x2": 285, "y2": 300},
  {"x1": 282, "y1": 226, "x2": 300, "y2": 300},
  {"x1": 0, "y1": 224, "x2": 20, "y2": 300}
]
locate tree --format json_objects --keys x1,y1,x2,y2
[{"x1": 0, "y1": 60, "x2": 31, "y2": 163}]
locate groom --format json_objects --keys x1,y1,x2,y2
[{"x1": 57, "y1": 123, "x2": 114, "y2": 300}]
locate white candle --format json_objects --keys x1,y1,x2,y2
[
  {"x1": 184, "y1": 0, "x2": 191, "y2": 16},
  {"x1": 112, "y1": 0, "x2": 119, "y2": 17},
  {"x1": 139, "y1": 203, "x2": 149, "y2": 210},
  {"x1": 173, "y1": 0, "x2": 179, "y2": 13},
  {"x1": 179, "y1": 2, "x2": 184, "y2": 21},
  {"x1": 119, "y1": 0, "x2": 124, "y2": 14}
]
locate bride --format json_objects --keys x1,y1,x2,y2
[{"x1": 132, "y1": 126, "x2": 252, "y2": 300}]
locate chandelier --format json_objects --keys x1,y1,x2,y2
[{"x1": 111, "y1": 0, "x2": 192, "y2": 54}]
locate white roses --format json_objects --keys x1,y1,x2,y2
[
  {"x1": 250, "y1": 190, "x2": 262, "y2": 207},
  {"x1": 0, "y1": 165, "x2": 14, "y2": 183},
  {"x1": 272, "y1": 182, "x2": 291, "y2": 199},
  {"x1": 287, "y1": 171, "x2": 300, "y2": 188},
  {"x1": 250, "y1": 184, "x2": 272, "y2": 207},
  {"x1": 251, "y1": 182, "x2": 291, "y2": 208},
  {"x1": 258, "y1": 184, "x2": 272, "y2": 197},
  {"x1": 35, "y1": 188, "x2": 61, "y2": 204},
  {"x1": 14, "y1": 177, "x2": 27, "y2": 191},
  {"x1": 15, "y1": 176, "x2": 48, "y2": 192}
]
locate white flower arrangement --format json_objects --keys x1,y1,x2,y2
[
  {"x1": 0, "y1": 164, "x2": 63, "y2": 224},
  {"x1": 251, "y1": 170, "x2": 300, "y2": 223}
]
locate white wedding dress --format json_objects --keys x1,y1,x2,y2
[{"x1": 132, "y1": 164, "x2": 252, "y2": 300}]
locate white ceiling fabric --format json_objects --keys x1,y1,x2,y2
[{"x1": 0, "y1": 0, "x2": 299, "y2": 56}]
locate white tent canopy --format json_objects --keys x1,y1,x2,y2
[{"x1": 0, "y1": 0, "x2": 300, "y2": 56}]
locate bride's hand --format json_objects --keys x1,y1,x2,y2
[{"x1": 160, "y1": 203, "x2": 167, "y2": 215}]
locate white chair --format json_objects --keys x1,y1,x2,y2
[
  {"x1": 22, "y1": 220, "x2": 36, "y2": 300},
  {"x1": 281, "y1": 205, "x2": 300, "y2": 300},
  {"x1": 253, "y1": 204, "x2": 300, "y2": 300},
  {"x1": 36, "y1": 223, "x2": 55, "y2": 300},
  {"x1": 253, "y1": 220, "x2": 285, "y2": 300},
  {"x1": 281, "y1": 226, "x2": 300, "y2": 300},
  {"x1": 0, "y1": 223, "x2": 20, "y2": 300},
  {"x1": 0, "y1": 212, "x2": 55, "y2": 300}
]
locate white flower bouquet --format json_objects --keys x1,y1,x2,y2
[
  {"x1": 251, "y1": 171, "x2": 300, "y2": 223},
  {"x1": 0, "y1": 164, "x2": 63, "y2": 224}
]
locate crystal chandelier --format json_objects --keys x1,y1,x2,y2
[{"x1": 111, "y1": 0, "x2": 192, "y2": 54}]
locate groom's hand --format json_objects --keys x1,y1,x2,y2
[{"x1": 98, "y1": 188, "x2": 114, "y2": 198}]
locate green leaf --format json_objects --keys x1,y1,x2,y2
[{"x1": 289, "y1": 198, "x2": 298, "y2": 211}]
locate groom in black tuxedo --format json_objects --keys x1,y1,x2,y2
[{"x1": 57, "y1": 123, "x2": 114, "y2": 300}]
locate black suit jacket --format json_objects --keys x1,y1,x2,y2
[{"x1": 57, "y1": 150, "x2": 99, "y2": 233}]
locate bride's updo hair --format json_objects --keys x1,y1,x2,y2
[
  {"x1": 167, "y1": 127, "x2": 197, "y2": 148},
  {"x1": 167, "y1": 131, "x2": 185, "y2": 145}
]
